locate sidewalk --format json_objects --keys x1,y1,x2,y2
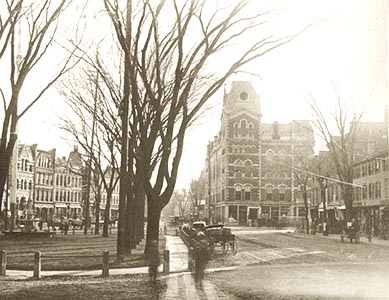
[{"x1": 3, "y1": 232, "x2": 230, "y2": 299}]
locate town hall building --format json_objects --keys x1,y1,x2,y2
[{"x1": 205, "y1": 81, "x2": 315, "y2": 225}]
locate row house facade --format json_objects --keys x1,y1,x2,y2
[
  {"x1": 15, "y1": 144, "x2": 37, "y2": 219},
  {"x1": 5, "y1": 143, "x2": 121, "y2": 224},
  {"x1": 52, "y1": 146, "x2": 83, "y2": 220},
  {"x1": 34, "y1": 147, "x2": 56, "y2": 221},
  {"x1": 353, "y1": 150, "x2": 389, "y2": 237},
  {"x1": 205, "y1": 81, "x2": 315, "y2": 226},
  {"x1": 11, "y1": 144, "x2": 85, "y2": 222},
  {"x1": 308, "y1": 110, "x2": 388, "y2": 234}
]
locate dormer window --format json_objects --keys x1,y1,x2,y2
[{"x1": 240, "y1": 92, "x2": 248, "y2": 100}]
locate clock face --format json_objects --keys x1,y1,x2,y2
[{"x1": 240, "y1": 92, "x2": 248, "y2": 100}]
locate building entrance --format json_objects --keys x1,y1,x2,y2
[{"x1": 239, "y1": 206, "x2": 247, "y2": 226}]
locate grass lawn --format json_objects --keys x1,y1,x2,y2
[
  {"x1": 0, "y1": 274, "x2": 167, "y2": 300},
  {"x1": 0, "y1": 230, "x2": 166, "y2": 271}
]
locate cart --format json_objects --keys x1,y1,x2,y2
[
  {"x1": 205, "y1": 224, "x2": 237, "y2": 255},
  {"x1": 340, "y1": 221, "x2": 360, "y2": 243}
]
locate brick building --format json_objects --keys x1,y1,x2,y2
[{"x1": 205, "y1": 81, "x2": 315, "y2": 225}]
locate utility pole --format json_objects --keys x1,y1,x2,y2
[{"x1": 321, "y1": 177, "x2": 329, "y2": 236}]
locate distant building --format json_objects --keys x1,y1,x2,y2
[
  {"x1": 34, "y1": 146, "x2": 56, "y2": 221},
  {"x1": 353, "y1": 149, "x2": 389, "y2": 237},
  {"x1": 53, "y1": 146, "x2": 83, "y2": 220},
  {"x1": 308, "y1": 107, "x2": 389, "y2": 234},
  {"x1": 352, "y1": 108, "x2": 388, "y2": 162},
  {"x1": 16, "y1": 144, "x2": 37, "y2": 220},
  {"x1": 205, "y1": 81, "x2": 315, "y2": 225}
]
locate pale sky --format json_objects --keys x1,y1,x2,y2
[{"x1": 4, "y1": 0, "x2": 387, "y2": 189}]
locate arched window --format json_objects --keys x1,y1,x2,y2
[
  {"x1": 278, "y1": 150, "x2": 287, "y2": 160},
  {"x1": 235, "y1": 160, "x2": 243, "y2": 177},
  {"x1": 244, "y1": 185, "x2": 251, "y2": 200},
  {"x1": 240, "y1": 119, "x2": 247, "y2": 137},
  {"x1": 23, "y1": 180, "x2": 27, "y2": 190},
  {"x1": 244, "y1": 160, "x2": 252, "y2": 177},
  {"x1": 248, "y1": 124, "x2": 254, "y2": 137},
  {"x1": 266, "y1": 150, "x2": 274, "y2": 161},
  {"x1": 279, "y1": 185, "x2": 286, "y2": 201},
  {"x1": 233, "y1": 123, "x2": 239, "y2": 137},
  {"x1": 28, "y1": 181, "x2": 32, "y2": 190},
  {"x1": 266, "y1": 185, "x2": 273, "y2": 201},
  {"x1": 16, "y1": 179, "x2": 20, "y2": 189},
  {"x1": 235, "y1": 185, "x2": 242, "y2": 201}
]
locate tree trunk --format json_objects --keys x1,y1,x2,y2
[
  {"x1": 124, "y1": 182, "x2": 134, "y2": 252},
  {"x1": 344, "y1": 184, "x2": 354, "y2": 221},
  {"x1": 145, "y1": 195, "x2": 161, "y2": 254},
  {"x1": 116, "y1": 0, "x2": 131, "y2": 262},
  {"x1": 102, "y1": 191, "x2": 112, "y2": 237},
  {"x1": 94, "y1": 192, "x2": 101, "y2": 235},
  {"x1": 302, "y1": 189, "x2": 310, "y2": 234},
  {"x1": 136, "y1": 187, "x2": 145, "y2": 244}
]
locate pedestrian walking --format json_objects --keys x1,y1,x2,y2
[
  {"x1": 146, "y1": 240, "x2": 160, "y2": 283},
  {"x1": 193, "y1": 231, "x2": 209, "y2": 283}
]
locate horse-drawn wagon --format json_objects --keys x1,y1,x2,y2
[{"x1": 204, "y1": 224, "x2": 237, "y2": 255}]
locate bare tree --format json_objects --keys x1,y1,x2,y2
[
  {"x1": 59, "y1": 62, "x2": 121, "y2": 238},
  {"x1": 175, "y1": 189, "x2": 189, "y2": 219},
  {"x1": 0, "y1": 0, "x2": 82, "y2": 210},
  {"x1": 293, "y1": 169, "x2": 311, "y2": 234},
  {"x1": 308, "y1": 89, "x2": 365, "y2": 221},
  {"x1": 189, "y1": 176, "x2": 207, "y2": 221},
  {"x1": 103, "y1": 0, "x2": 313, "y2": 256}
]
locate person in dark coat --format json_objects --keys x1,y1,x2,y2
[
  {"x1": 146, "y1": 240, "x2": 160, "y2": 283},
  {"x1": 194, "y1": 231, "x2": 209, "y2": 283}
]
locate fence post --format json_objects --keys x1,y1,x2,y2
[
  {"x1": 102, "y1": 251, "x2": 109, "y2": 277},
  {"x1": 0, "y1": 250, "x2": 6, "y2": 276},
  {"x1": 33, "y1": 251, "x2": 41, "y2": 279},
  {"x1": 163, "y1": 250, "x2": 170, "y2": 274}
]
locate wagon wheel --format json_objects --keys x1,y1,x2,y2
[
  {"x1": 222, "y1": 241, "x2": 229, "y2": 254},
  {"x1": 231, "y1": 238, "x2": 238, "y2": 255},
  {"x1": 208, "y1": 240, "x2": 215, "y2": 257}
]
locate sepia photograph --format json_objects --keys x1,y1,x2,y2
[{"x1": 0, "y1": 0, "x2": 388, "y2": 299}]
